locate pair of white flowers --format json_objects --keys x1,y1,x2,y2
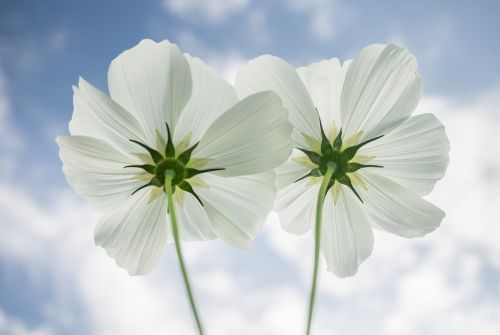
[{"x1": 57, "y1": 39, "x2": 449, "y2": 332}]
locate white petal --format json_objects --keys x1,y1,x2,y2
[
  {"x1": 297, "y1": 58, "x2": 349, "y2": 137},
  {"x1": 174, "y1": 54, "x2": 238, "y2": 145},
  {"x1": 193, "y1": 91, "x2": 293, "y2": 177},
  {"x1": 360, "y1": 113, "x2": 450, "y2": 195},
  {"x1": 69, "y1": 78, "x2": 148, "y2": 155},
  {"x1": 194, "y1": 172, "x2": 275, "y2": 248},
  {"x1": 108, "y1": 39, "x2": 192, "y2": 143},
  {"x1": 274, "y1": 179, "x2": 319, "y2": 235},
  {"x1": 274, "y1": 149, "x2": 311, "y2": 190},
  {"x1": 174, "y1": 193, "x2": 217, "y2": 242},
  {"x1": 340, "y1": 44, "x2": 422, "y2": 141},
  {"x1": 359, "y1": 171, "x2": 445, "y2": 238},
  {"x1": 321, "y1": 188, "x2": 374, "y2": 277},
  {"x1": 95, "y1": 188, "x2": 168, "y2": 275},
  {"x1": 56, "y1": 135, "x2": 143, "y2": 213},
  {"x1": 235, "y1": 55, "x2": 320, "y2": 149}
]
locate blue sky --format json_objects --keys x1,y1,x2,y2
[{"x1": 1, "y1": 1, "x2": 500, "y2": 334}]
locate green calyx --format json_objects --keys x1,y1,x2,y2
[
  {"x1": 295, "y1": 115, "x2": 383, "y2": 202},
  {"x1": 125, "y1": 123, "x2": 224, "y2": 206}
]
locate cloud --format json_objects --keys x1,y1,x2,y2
[
  {"x1": 284, "y1": 0, "x2": 355, "y2": 41},
  {"x1": 176, "y1": 31, "x2": 247, "y2": 84},
  {"x1": 164, "y1": 0, "x2": 249, "y2": 23},
  {"x1": 0, "y1": 309, "x2": 53, "y2": 335},
  {"x1": 0, "y1": 68, "x2": 23, "y2": 181}
]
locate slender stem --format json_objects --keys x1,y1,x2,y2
[
  {"x1": 306, "y1": 163, "x2": 336, "y2": 335},
  {"x1": 164, "y1": 171, "x2": 204, "y2": 335}
]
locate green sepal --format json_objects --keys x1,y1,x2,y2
[
  {"x1": 294, "y1": 168, "x2": 321, "y2": 183},
  {"x1": 184, "y1": 167, "x2": 225, "y2": 179},
  {"x1": 124, "y1": 164, "x2": 156, "y2": 174},
  {"x1": 342, "y1": 134, "x2": 384, "y2": 161},
  {"x1": 165, "y1": 123, "x2": 175, "y2": 158},
  {"x1": 130, "y1": 140, "x2": 163, "y2": 164},
  {"x1": 316, "y1": 110, "x2": 333, "y2": 157},
  {"x1": 296, "y1": 148, "x2": 322, "y2": 165},
  {"x1": 178, "y1": 181, "x2": 204, "y2": 206},
  {"x1": 346, "y1": 162, "x2": 383, "y2": 173},
  {"x1": 337, "y1": 175, "x2": 363, "y2": 203},
  {"x1": 177, "y1": 142, "x2": 199, "y2": 165},
  {"x1": 332, "y1": 129, "x2": 343, "y2": 152}
]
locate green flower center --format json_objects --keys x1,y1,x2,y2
[
  {"x1": 125, "y1": 122, "x2": 224, "y2": 206},
  {"x1": 296, "y1": 114, "x2": 383, "y2": 202}
]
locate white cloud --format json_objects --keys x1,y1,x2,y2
[
  {"x1": 164, "y1": 0, "x2": 249, "y2": 23},
  {"x1": 176, "y1": 31, "x2": 247, "y2": 84},
  {"x1": 284, "y1": 0, "x2": 355, "y2": 41},
  {"x1": 0, "y1": 309, "x2": 53, "y2": 335}
]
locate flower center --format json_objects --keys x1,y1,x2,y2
[
  {"x1": 125, "y1": 122, "x2": 224, "y2": 206},
  {"x1": 295, "y1": 114, "x2": 384, "y2": 202}
]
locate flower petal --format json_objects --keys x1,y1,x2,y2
[
  {"x1": 360, "y1": 113, "x2": 450, "y2": 195},
  {"x1": 94, "y1": 188, "x2": 168, "y2": 275},
  {"x1": 321, "y1": 188, "x2": 374, "y2": 277},
  {"x1": 274, "y1": 179, "x2": 319, "y2": 235},
  {"x1": 359, "y1": 171, "x2": 445, "y2": 238},
  {"x1": 340, "y1": 44, "x2": 422, "y2": 141},
  {"x1": 173, "y1": 54, "x2": 238, "y2": 146},
  {"x1": 274, "y1": 149, "x2": 311, "y2": 190},
  {"x1": 194, "y1": 172, "x2": 275, "y2": 248},
  {"x1": 193, "y1": 91, "x2": 293, "y2": 177},
  {"x1": 108, "y1": 39, "x2": 192, "y2": 143},
  {"x1": 297, "y1": 58, "x2": 349, "y2": 137},
  {"x1": 174, "y1": 192, "x2": 217, "y2": 242},
  {"x1": 69, "y1": 77, "x2": 148, "y2": 154},
  {"x1": 235, "y1": 55, "x2": 320, "y2": 149},
  {"x1": 56, "y1": 135, "x2": 143, "y2": 213}
]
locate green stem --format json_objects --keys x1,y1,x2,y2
[
  {"x1": 164, "y1": 171, "x2": 204, "y2": 335},
  {"x1": 306, "y1": 163, "x2": 336, "y2": 335}
]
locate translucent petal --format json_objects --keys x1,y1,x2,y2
[
  {"x1": 274, "y1": 179, "x2": 319, "y2": 235},
  {"x1": 297, "y1": 58, "x2": 349, "y2": 138},
  {"x1": 274, "y1": 149, "x2": 311, "y2": 190},
  {"x1": 340, "y1": 44, "x2": 422, "y2": 141},
  {"x1": 360, "y1": 113, "x2": 450, "y2": 195},
  {"x1": 56, "y1": 135, "x2": 143, "y2": 213},
  {"x1": 359, "y1": 171, "x2": 445, "y2": 238},
  {"x1": 194, "y1": 172, "x2": 275, "y2": 248},
  {"x1": 95, "y1": 188, "x2": 168, "y2": 275},
  {"x1": 174, "y1": 192, "x2": 217, "y2": 242},
  {"x1": 108, "y1": 39, "x2": 192, "y2": 144},
  {"x1": 193, "y1": 91, "x2": 293, "y2": 177},
  {"x1": 173, "y1": 54, "x2": 238, "y2": 146},
  {"x1": 69, "y1": 77, "x2": 148, "y2": 155},
  {"x1": 321, "y1": 188, "x2": 374, "y2": 277},
  {"x1": 235, "y1": 55, "x2": 320, "y2": 149}
]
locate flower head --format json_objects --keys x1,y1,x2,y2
[
  {"x1": 236, "y1": 44, "x2": 450, "y2": 277},
  {"x1": 57, "y1": 39, "x2": 293, "y2": 275}
]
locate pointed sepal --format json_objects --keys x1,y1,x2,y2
[
  {"x1": 177, "y1": 142, "x2": 199, "y2": 165},
  {"x1": 296, "y1": 148, "x2": 322, "y2": 165},
  {"x1": 124, "y1": 164, "x2": 156, "y2": 174},
  {"x1": 130, "y1": 140, "x2": 163, "y2": 164},
  {"x1": 294, "y1": 168, "x2": 321, "y2": 183},
  {"x1": 178, "y1": 181, "x2": 204, "y2": 206},
  {"x1": 337, "y1": 175, "x2": 363, "y2": 203},
  {"x1": 164, "y1": 123, "x2": 176, "y2": 158}
]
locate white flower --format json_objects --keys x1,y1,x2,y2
[
  {"x1": 235, "y1": 44, "x2": 450, "y2": 277},
  {"x1": 56, "y1": 39, "x2": 293, "y2": 275}
]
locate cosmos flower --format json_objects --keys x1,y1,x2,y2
[
  {"x1": 235, "y1": 44, "x2": 449, "y2": 333},
  {"x1": 56, "y1": 39, "x2": 293, "y2": 276}
]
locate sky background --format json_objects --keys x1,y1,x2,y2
[{"x1": 1, "y1": 0, "x2": 500, "y2": 334}]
